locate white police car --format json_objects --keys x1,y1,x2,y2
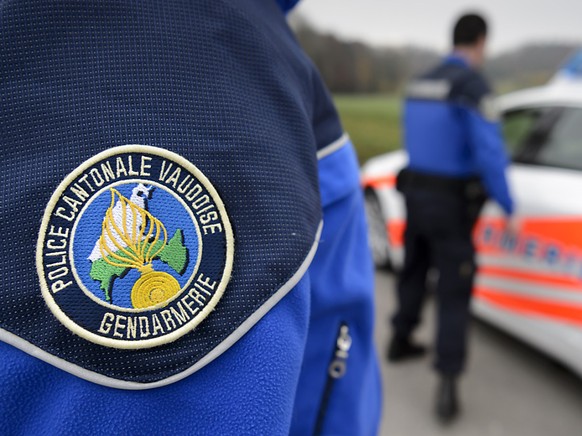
[{"x1": 362, "y1": 59, "x2": 582, "y2": 377}]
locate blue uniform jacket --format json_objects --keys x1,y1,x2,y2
[
  {"x1": 404, "y1": 55, "x2": 514, "y2": 215},
  {"x1": 0, "y1": 0, "x2": 381, "y2": 434}
]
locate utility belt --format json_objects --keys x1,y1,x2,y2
[{"x1": 396, "y1": 168, "x2": 487, "y2": 221}]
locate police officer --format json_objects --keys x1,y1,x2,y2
[
  {"x1": 0, "y1": 0, "x2": 380, "y2": 434},
  {"x1": 387, "y1": 13, "x2": 516, "y2": 421}
]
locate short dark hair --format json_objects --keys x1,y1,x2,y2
[{"x1": 453, "y1": 13, "x2": 487, "y2": 46}]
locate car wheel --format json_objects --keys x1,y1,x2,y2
[{"x1": 364, "y1": 189, "x2": 392, "y2": 270}]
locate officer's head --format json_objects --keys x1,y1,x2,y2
[{"x1": 453, "y1": 13, "x2": 488, "y2": 68}]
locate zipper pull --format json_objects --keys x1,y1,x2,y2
[{"x1": 328, "y1": 324, "x2": 352, "y2": 379}]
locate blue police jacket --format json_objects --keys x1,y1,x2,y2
[
  {"x1": 404, "y1": 54, "x2": 514, "y2": 215},
  {"x1": 0, "y1": 0, "x2": 381, "y2": 434}
]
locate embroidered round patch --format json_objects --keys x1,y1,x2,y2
[{"x1": 36, "y1": 145, "x2": 234, "y2": 349}]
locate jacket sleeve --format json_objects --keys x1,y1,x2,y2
[
  {"x1": 460, "y1": 77, "x2": 514, "y2": 215},
  {"x1": 291, "y1": 135, "x2": 382, "y2": 436},
  {"x1": 291, "y1": 61, "x2": 382, "y2": 435},
  {"x1": 464, "y1": 110, "x2": 514, "y2": 214}
]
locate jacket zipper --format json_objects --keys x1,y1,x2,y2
[{"x1": 313, "y1": 322, "x2": 352, "y2": 436}]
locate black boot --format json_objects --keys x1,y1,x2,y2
[
  {"x1": 386, "y1": 335, "x2": 426, "y2": 362},
  {"x1": 436, "y1": 375, "x2": 459, "y2": 423}
]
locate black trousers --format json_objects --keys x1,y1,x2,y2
[{"x1": 392, "y1": 188, "x2": 480, "y2": 375}]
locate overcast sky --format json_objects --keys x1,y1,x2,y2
[{"x1": 292, "y1": 0, "x2": 582, "y2": 54}]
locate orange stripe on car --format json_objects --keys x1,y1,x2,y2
[
  {"x1": 475, "y1": 286, "x2": 582, "y2": 327},
  {"x1": 478, "y1": 265, "x2": 582, "y2": 292},
  {"x1": 361, "y1": 174, "x2": 396, "y2": 189},
  {"x1": 475, "y1": 216, "x2": 582, "y2": 249},
  {"x1": 387, "y1": 221, "x2": 406, "y2": 247}
]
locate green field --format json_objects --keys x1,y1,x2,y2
[{"x1": 333, "y1": 94, "x2": 403, "y2": 164}]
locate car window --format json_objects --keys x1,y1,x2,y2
[
  {"x1": 501, "y1": 108, "x2": 546, "y2": 158},
  {"x1": 535, "y1": 107, "x2": 582, "y2": 171}
]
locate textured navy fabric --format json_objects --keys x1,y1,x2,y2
[
  {"x1": 275, "y1": 0, "x2": 301, "y2": 13},
  {"x1": 404, "y1": 54, "x2": 514, "y2": 214},
  {"x1": 0, "y1": 0, "x2": 322, "y2": 383}
]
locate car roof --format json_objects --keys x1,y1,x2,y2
[{"x1": 499, "y1": 82, "x2": 582, "y2": 111}]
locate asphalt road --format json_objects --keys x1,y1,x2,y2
[{"x1": 374, "y1": 271, "x2": 582, "y2": 436}]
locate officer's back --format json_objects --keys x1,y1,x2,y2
[
  {"x1": 406, "y1": 58, "x2": 487, "y2": 175},
  {"x1": 402, "y1": 42, "x2": 512, "y2": 214},
  {"x1": 389, "y1": 13, "x2": 514, "y2": 423}
]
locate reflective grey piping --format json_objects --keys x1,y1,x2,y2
[
  {"x1": 406, "y1": 79, "x2": 451, "y2": 101},
  {"x1": 0, "y1": 221, "x2": 323, "y2": 390},
  {"x1": 316, "y1": 133, "x2": 350, "y2": 160}
]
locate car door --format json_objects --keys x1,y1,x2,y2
[{"x1": 473, "y1": 105, "x2": 582, "y2": 377}]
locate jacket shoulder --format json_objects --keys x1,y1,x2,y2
[
  {"x1": 407, "y1": 63, "x2": 491, "y2": 107},
  {"x1": 448, "y1": 68, "x2": 492, "y2": 109}
]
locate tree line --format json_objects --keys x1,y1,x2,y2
[{"x1": 292, "y1": 18, "x2": 580, "y2": 94}]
